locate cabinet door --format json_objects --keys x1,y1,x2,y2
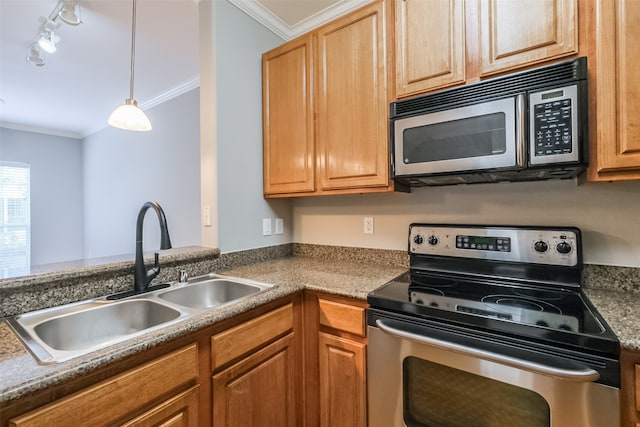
[
  {"x1": 589, "y1": 0, "x2": 640, "y2": 178},
  {"x1": 394, "y1": 0, "x2": 465, "y2": 97},
  {"x1": 120, "y1": 386, "x2": 199, "y2": 427},
  {"x1": 318, "y1": 332, "x2": 367, "y2": 427},
  {"x1": 263, "y1": 35, "x2": 315, "y2": 195},
  {"x1": 212, "y1": 334, "x2": 298, "y2": 427},
  {"x1": 479, "y1": 0, "x2": 577, "y2": 75},
  {"x1": 315, "y1": 1, "x2": 389, "y2": 190},
  {"x1": 9, "y1": 345, "x2": 198, "y2": 427}
]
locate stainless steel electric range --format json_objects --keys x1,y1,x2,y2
[{"x1": 367, "y1": 224, "x2": 620, "y2": 427}]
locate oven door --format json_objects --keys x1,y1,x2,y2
[
  {"x1": 392, "y1": 96, "x2": 524, "y2": 177},
  {"x1": 368, "y1": 314, "x2": 619, "y2": 427}
]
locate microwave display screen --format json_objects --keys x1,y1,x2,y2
[
  {"x1": 402, "y1": 113, "x2": 506, "y2": 164},
  {"x1": 541, "y1": 90, "x2": 564, "y2": 100}
]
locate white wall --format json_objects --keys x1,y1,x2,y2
[
  {"x1": 82, "y1": 89, "x2": 201, "y2": 258},
  {"x1": 0, "y1": 127, "x2": 84, "y2": 264},
  {"x1": 205, "y1": 0, "x2": 291, "y2": 253},
  {"x1": 292, "y1": 179, "x2": 640, "y2": 267}
]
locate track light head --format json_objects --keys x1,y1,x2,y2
[
  {"x1": 58, "y1": 0, "x2": 81, "y2": 26},
  {"x1": 26, "y1": 43, "x2": 45, "y2": 66}
]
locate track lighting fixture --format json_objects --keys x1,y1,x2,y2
[{"x1": 25, "y1": 0, "x2": 82, "y2": 67}]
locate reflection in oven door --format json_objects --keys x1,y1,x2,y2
[{"x1": 367, "y1": 318, "x2": 620, "y2": 427}]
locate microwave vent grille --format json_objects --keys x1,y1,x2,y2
[{"x1": 392, "y1": 57, "x2": 587, "y2": 118}]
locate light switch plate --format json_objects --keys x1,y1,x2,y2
[
  {"x1": 263, "y1": 218, "x2": 272, "y2": 236},
  {"x1": 275, "y1": 218, "x2": 284, "y2": 234}
]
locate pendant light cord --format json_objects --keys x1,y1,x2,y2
[{"x1": 129, "y1": 0, "x2": 137, "y2": 101}]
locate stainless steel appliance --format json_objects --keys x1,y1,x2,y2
[
  {"x1": 391, "y1": 57, "x2": 588, "y2": 186},
  {"x1": 368, "y1": 224, "x2": 619, "y2": 427}
]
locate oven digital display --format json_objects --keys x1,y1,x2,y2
[{"x1": 456, "y1": 235, "x2": 511, "y2": 252}]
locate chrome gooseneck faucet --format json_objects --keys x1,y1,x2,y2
[{"x1": 134, "y1": 201, "x2": 172, "y2": 292}]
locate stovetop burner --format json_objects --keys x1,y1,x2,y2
[{"x1": 367, "y1": 224, "x2": 620, "y2": 358}]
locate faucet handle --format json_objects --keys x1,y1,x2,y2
[
  {"x1": 179, "y1": 270, "x2": 188, "y2": 283},
  {"x1": 154, "y1": 252, "x2": 160, "y2": 269}
]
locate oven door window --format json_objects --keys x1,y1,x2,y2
[{"x1": 403, "y1": 356, "x2": 550, "y2": 427}]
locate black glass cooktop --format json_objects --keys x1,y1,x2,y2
[{"x1": 368, "y1": 270, "x2": 619, "y2": 357}]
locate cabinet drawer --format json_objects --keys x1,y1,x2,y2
[
  {"x1": 9, "y1": 344, "x2": 198, "y2": 427},
  {"x1": 211, "y1": 303, "x2": 293, "y2": 370},
  {"x1": 318, "y1": 298, "x2": 366, "y2": 337}
]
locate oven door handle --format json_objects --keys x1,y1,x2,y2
[{"x1": 375, "y1": 319, "x2": 601, "y2": 382}]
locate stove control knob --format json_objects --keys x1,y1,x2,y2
[
  {"x1": 427, "y1": 235, "x2": 439, "y2": 246},
  {"x1": 430, "y1": 302, "x2": 439, "y2": 308},
  {"x1": 535, "y1": 320, "x2": 549, "y2": 328},
  {"x1": 556, "y1": 241, "x2": 572, "y2": 254},
  {"x1": 534, "y1": 241, "x2": 549, "y2": 253},
  {"x1": 558, "y1": 324, "x2": 573, "y2": 332},
  {"x1": 413, "y1": 234, "x2": 424, "y2": 245}
]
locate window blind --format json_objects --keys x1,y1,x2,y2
[{"x1": 0, "y1": 162, "x2": 31, "y2": 276}]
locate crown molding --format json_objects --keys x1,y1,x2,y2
[
  {"x1": 0, "y1": 123, "x2": 83, "y2": 139},
  {"x1": 228, "y1": 0, "x2": 373, "y2": 40}
]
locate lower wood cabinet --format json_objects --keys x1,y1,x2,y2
[
  {"x1": 305, "y1": 292, "x2": 368, "y2": 427},
  {"x1": 121, "y1": 386, "x2": 199, "y2": 427},
  {"x1": 318, "y1": 333, "x2": 367, "y2": 427},
  {"x1": 621, "y1": 349, "x2": 640, "y2": 427},
  {"x1": 212, "y1": 334, "x2": 297, "y2": 426},
  {"x1": 210, "y1": 302, "x2": 300, "y2": 426},
  {"x1": 8, "y1": 344, "x2": 199, "y2": 427}
]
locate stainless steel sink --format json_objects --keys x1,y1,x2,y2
[
  {"x1": 8, "y1": 299, "x2": 185, "y2": 364},
  {"x1": 157, "y1": 278, "x2": 271, "y2": 309},
  {"x1": 7, "y1": 274, "x2": 273, "y2": 364}
]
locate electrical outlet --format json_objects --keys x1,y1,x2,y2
[
  {"x1": 364, "y1": 217, "x2": 374, "y2": 234},
  {"x1": 275, "y1": 218, "x2": 284, "y2": 235},
  {"x1": 263, "y1": 218, "x2": 272, "y2": 236}
]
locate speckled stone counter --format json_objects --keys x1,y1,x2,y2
[
  {"x1": 0, "y1": 253, "x2": 406, "y2": 406},
  {"x1": 1, "y1": 245, "x2": 639, "y2": 410},
  {"x1": 585, "y1": 288, "x2": 640, "y2": 352}
]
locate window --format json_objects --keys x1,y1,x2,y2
[{"x1": 0, "y1": 162, "x2": 30, "y2": 276}]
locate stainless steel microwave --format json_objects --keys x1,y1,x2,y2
[{"x1": 390, "y1": 57, "x2": 588, "y2": 186}]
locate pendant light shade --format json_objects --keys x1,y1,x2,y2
[
  {"x1": 108, "y1": 99, "x2": 152, "y2": 131},
  {"x1": 109, "y1": 0, "x2": 152, "y2": 131}
]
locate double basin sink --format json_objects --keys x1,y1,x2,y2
[{"x1": 7, "y1": 274, "x2": 273, "y2": 364}]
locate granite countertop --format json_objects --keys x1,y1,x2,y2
[
  {"x1": 0, "y1": 256, "x2": 406, "y2": 405},
  {"x1": 1, "y1": 254, "x2": 638, "y2": 408},
  {"x1": 584, "y1": 288, "x2": 640, "y2": 352}
]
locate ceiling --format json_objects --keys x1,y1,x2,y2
[{"x1": 0, "y1": 0, "x2": 370, "y2": 139}]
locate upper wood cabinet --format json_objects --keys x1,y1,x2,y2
[
  {"x1": 479, "y1": 0, "x2": 578, "y2": 76},
  {"x1": 394, "y1": 0, "x2": 466, "y2": 97},
  {"x1": 262, "y1": 36, "x2": 315, "y2": 195},
  {"x1": 587, "y1": 0, "x2": 640, "y2": 181},
  {"x1": 392, "y1": 0, "x2": 578, "y2": 98},
  {"x1": 315, "y1": 1, "x2": 389, "y2": 191},
  {"x1": 263, "y1": 1, "x2": 395, "y2": 198}
]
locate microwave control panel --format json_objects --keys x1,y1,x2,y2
[{"x1": 529, "y1": 84, "x2": 579, "y2": 165}]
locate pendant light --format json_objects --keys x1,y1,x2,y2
[{"x1": 108, "y1": 0, "x2": 152, "y2": 131}]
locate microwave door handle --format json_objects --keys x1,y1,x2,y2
[
  {"x1": 516, "y1": 94, "x2": 526, "y2": 167},
  {"x1": 375, "y1": 319, "x2": 600, "y2": 382}
]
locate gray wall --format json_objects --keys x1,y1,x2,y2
[
  {"x1": 0, "y1": 127, "x2": 84, "y2": 264},
  {"x1": 211, "y1": 0, "x2": 291, "y2": 253},
  {"x1": 82, "y1": 88, "x2": 201, "y2": 258}
]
